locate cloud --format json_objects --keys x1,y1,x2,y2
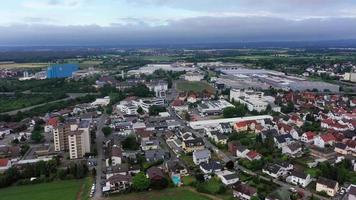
[
  {"x1": 0, "y1": 16, "x2": 356, "y2": 46},
  {"x1": 22, "y1": 0, "x2": 87, "y2": 9},
  {"x1": 124, "y1": 0, "x2": 356, "y2": 18}
]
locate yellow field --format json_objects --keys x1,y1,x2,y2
[{"x1": 0, "y1": 62, "x2": 48, "y2": 69}]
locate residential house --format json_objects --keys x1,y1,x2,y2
[
  {"x1": 262, "y1": 164, "x2": 288, "y2": 178},
  {"x1": 44, "y1": 117, "x2": 58, "y2": 133},
  {"x1": 208, "y1": 130, "x2": 228, "y2": 145},
  {"x1": 246, "y1": 151, "x2": 262, "y2": 161},
  {"x1": 0, "y1": 158, "x2": 11, "y2": 173},
  {"x1": 165, "y1": 160, "x2": 188, "y2": 177},
  {"x1": 0, "y1": 128, "x2": 11, "y2": 138},
  {"x1": 300, "y1": 131, "x2": 316, "y2": 143},
  {"x1": 282, "y1": 142, "x2": 302, "y2": 157},
  {"x1": 234, "y1": 120, "x2": 257, "y2": 132},
  {"x1": 228, "y1": 141, "x2": 240, "y2": 156},
  {"x1": 104, "y1": 174, "x2": 132, "y2": 192},
  {"x1": 0, "y1": 145, "x2": 21, "y2": 160},
  {"x1": 217, "y1": 171, "x2": 239, "y2": 185},
  {"x1": 310, "y1": 146, "x2": 336, "y2": 160},
  {"x1": 171, "y1": 99, "x2": 188, "y2": 112},
  {"x1": 286, "y1": 170, "x2": 311, "y2": 188},
  {"x1": 345, "y1": 185, "x2": 356, "y2": 200},
  {"x1": 200, "y1": 161, "x2": 223, "y2": 174},
  {"x1": 182, "y1": 138, "x2": 205, "y2": 153},
  {"x1": 147, "y1": 167, "x2": 165, "y2": 181},
  {"x1": 314, "y1": 133, "x2": 336, "y2": 148},
  {"x1": 145, "y1": 149, "x2": 168, "y2": 162},
  {"x1": 193, "y1": 149, "x2": 211, "y2": 165},
  {"x1": 106, "y1": 145, "x2": 122, "y2": 167},
  {"x1": 316, "y1": 177, "x2": 339, "y2": 197},
  {"x1": 274, "y1": 134, "x2": 294, "y2": 148},
  {"x1": 141, "y1": 139, "x2": 160, "y2": 151},
  {"x1": 218, "y1": 123, "x2": 232, "y2": 134},
  {"x1": 334, "y1": 143, "x2": 348, "y2": 155},
  {"x1": 236, "y1": 144, "x2": 250, "y2": 158},
  {"x1": 233, "y1": 183, "x2": 257, "y2": 200}
]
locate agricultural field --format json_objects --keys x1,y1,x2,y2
[
  {"x1": 0, "y1": 62, "x2": 48, "y2": 69},
  {"x1": 0, "y1": 93, "x2": 68, "y2": 113},
  {"x1": 176, "y1": 81, "x2": 215, "y2": 93},
  {"x1": 108, "y1": 187, "x2": 212, "y2": 200},
  {"x1": 0, "y1": 178, "x2": 91, "y2": 200},
  {"x1": 63, "y1": 59, "x2": 103, "y2": 69}
]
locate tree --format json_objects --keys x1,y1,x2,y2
[
  {"x1": 137, "y1": 106, "x2": 144, "y2": 115},
  {"x1": 282, "y1": 101, "x2": 295, "y2": 113},
  {"x1": 106, "y1": 106, "x2": 113, "y2": 115},
  {"x1": 31, "y1": 131, "x2": 44, "y2": 143},
  {"x1": 122, "y1": 136, "x2": 139, "y2": 150},
  {"x1": 101, "y1": 127, "x2": 112, "y2": 137},
  {"x1": 183, "y1": 111, "x2": 191, "y2": 121},
  {"x1": 149, "y1": 105, "x2": 166, "y2": 116},
  {"x1": 225, "y1": 160, "x2": 234, "y2": 170},
  {"x1": 223, "y1": 104, "x2": 247, "y2": 118},
  {"x1": 127, "y1": 84, "x2": 153, "y2": 97},
  {"x1": 132, "y1": 172, "x2": 150, "y2": 191},
  {"x1": 150, "y1": 177, "x2": 169, "y2": 190}
]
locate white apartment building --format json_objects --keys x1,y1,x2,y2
[
  {"x1": 146, "y1": 80, "x2": 168, "y2": 98},
  {"x1": 91, "y1": 96, "x2": 111, "y2": 106},
  {"x1": 116, "y1": 102, "x2": 138, "y2": 115},
  {"x1": 134, "y1": 98, "x2": 165, "y2": 113},
  {"x1": 184, "y1": 72, "x2": 204, "y2": 82},
  {"x1": 230, "y1": 89, "x2": 269, "y2": 112}
]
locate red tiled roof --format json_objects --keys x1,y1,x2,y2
[
  {"x1": 346, "y1": 140, "x2": 356, "y2": 148},
  {"x1": 47, "y1": 117, "x2": 58, "y2": 126},
  {"x1": 246, "y1": 151, "x2": 260, "y2": 159},
  {"x1": 171, "y1": 99, "x2": 185, "y2": 107},
  {"x1": 0, "y1": 158, "x2": 9, "y2": 167},
  {"x1": 320, "y1": 133, "x2": 336, "y2": 143},
  {"x1": 304, "y1": 131, "x2": 316, "y2": 140}
]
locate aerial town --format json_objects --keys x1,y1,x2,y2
[
  {"x1": 0, "y1": 50, "x2": 355, "y2": 200},
  {"x1": 1, "y1": 1, "x2": 356, "y2": 200}
]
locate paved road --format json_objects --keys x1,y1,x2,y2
[{"x1": 94, "y1": 114, "x2": 107, "y2": 200}]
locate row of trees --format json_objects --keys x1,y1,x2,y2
[{"x1": 0, "y1": 157, "x2": 89, "y2": 188}]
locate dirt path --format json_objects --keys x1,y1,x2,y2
[
  {"x1": 76, "y1": 184, "x2": 85, "y2": 200},
  {"x1": 184, "y1": 186, "x2": 224, "y2": 200}
]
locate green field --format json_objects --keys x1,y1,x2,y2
[
  {"x1": 0, "y1": 62, "x2": 48, "y2": 69},
  {"x1": 176, "y1": 81, "x2": 215, "y2": 93},
  {"x1": 0, "y1": 93, "x2": 68, "y2": 113},
  {"x1": 108, "y1": 187, "x2": 212, "y2": 200},
  {"x1": 0, "y1": 179, "x2": 91, "y2": 200}
]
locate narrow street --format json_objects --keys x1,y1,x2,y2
[{"x1": 94, "y1": 114, "x2": 107, "y2": 200}]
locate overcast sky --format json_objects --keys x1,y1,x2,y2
[{"x1": 1, "y1": 0, "x2": 356, "y2": 46}]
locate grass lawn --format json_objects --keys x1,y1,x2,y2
[
  {"x1": 108, "y1": 187, "x2": 212, "y2": 200},
  {"x1": 0, "y1": 178, "x2": 90, "y2": 200},
  {"x1": 179, "y1": 154, "x2": 195, "y2": 168},
  {"x1": 182, "y1": 176, "x2": 196, "y2": 186},
  {"x1": 306, "y1": 168, "x2": 321, "y2": 178},
  {"x1": 176, "y1": 81, "x2": 215, "y2": 93},
  {"x1": 198, "y1": 177, "x2": 222, "y2": 194}
]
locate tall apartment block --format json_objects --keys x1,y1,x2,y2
[{"x1": 53, "y1": 120, "x2": 91, "y2": 159}]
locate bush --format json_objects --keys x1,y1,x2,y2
[{"x1": 101, "y1": 127, "x2": 112, "y2": 137}]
